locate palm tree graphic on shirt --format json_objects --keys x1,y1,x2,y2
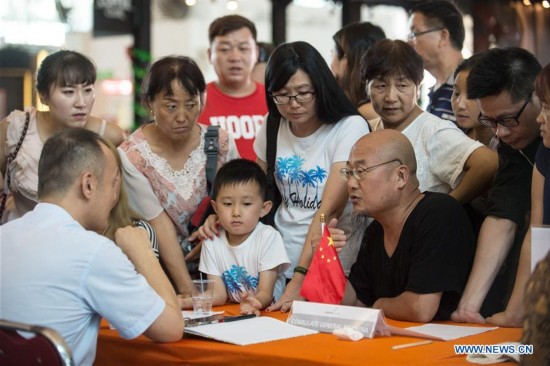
[
  {"x1": 222, "y1": 265, "x2": 258, "y2": 298},
  {"x1": 275, "y1": 155, "x2": 326, "y2": 209}
]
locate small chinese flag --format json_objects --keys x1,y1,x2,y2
[{"x1": 300, "y1": 226, "x2": 346, "y2": 304}]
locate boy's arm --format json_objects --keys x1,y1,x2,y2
[
  {"x1": 240, "y1": 268, "x2": 278, "y2": 315},
  {"x1": 209, "y1": 274, "x2": 227, "y2": 306}
]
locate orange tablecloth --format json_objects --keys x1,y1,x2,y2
[{"x1": 95, "y1": 304, "x2": 521, "y2": 365}]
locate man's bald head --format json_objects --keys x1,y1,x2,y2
[{"x1": 351, "y1": 129, "x2": 417, "y2": 175}]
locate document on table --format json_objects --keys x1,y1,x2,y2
[
  {"x1": 184, "y1": 316, "x2": 318, "y2": 346},
  {"x1": 389, "y1": 324, "x2": 498, "y2": 341}
]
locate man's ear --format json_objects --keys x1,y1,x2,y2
[
  {"x1": 81, "y1": 173, "x2": 94, "y2": 199},
  {"x1": 260, "y1": 200, "x2": 273, "y2": 218},
  {"x1": 396, "y1": 165, "x2": 410, "y2": 189},
  {"x1": 439, "y1": 28, "x2": 450, "y2": 48},
  {"x1": 207, "y1": 47, "x2": 213, "y2": 64}
]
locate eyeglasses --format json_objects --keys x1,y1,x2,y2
[
  {"x1": 407, "y1": 27, "x2": 444, "y2": 41},
  {"x1": 339, "y1": 159, "x2": 402, "y2": 181},
  {"x1": 478, "y1": 95, "x2": 532, "y2": 128},
  {"x1": 271, "y1": 91, "x2": 315, "y2": 105}
]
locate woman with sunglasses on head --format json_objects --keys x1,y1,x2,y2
[
  {"x1": 0, "y1": 50, "x2": 126, "y2": 222},
  {"x1": 254, "y1": 41, "x2": 371, "y2": 312}
]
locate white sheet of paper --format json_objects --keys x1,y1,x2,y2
[
  {"x1": 531, "y1": 226, "x2": 550, "y2": 272},
  {"x1": 185, "y1": 316, "x2": 318, "y2": 345},
  {"x1": 404, "y1": 324, "x2": 498, "y2": 341},
  {"x1": 182, "y1": 310, "x2": 224, "y2": 320}
]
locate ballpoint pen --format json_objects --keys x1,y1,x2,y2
[{"x1": 185, "y1": 314, "x2": 257, "y2": 327}]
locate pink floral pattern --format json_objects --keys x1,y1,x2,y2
[{"x1": 119, "y1": 124, "x2": 235, "y2": 239}]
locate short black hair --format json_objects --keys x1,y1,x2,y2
[
  {"x1": 453, "y1": 52, "x2": 485, "y2": 79},
  {"x1": 38, "y1": 128, "x2": 107, "y2": 199},
  {"x1": 212, "y1": 159, "x2": 267, "y2": 201},
  {"x1": 362, "y1": 39, "x2": 424, "y2": 86},
  {"x1": 208, "y1": 15, "x2": 257, "y2": 44},
  {"x1": 409, "y1": 0, "x2": 465, "y2": 50},
  {"x1": 467, "y1": 47, "x2": 541, "y2": 103}
]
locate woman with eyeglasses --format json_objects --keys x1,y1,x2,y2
[{"x1": 252, "y1": 41, "x2": 370, "y2": 312}]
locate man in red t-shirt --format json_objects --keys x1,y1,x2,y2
[{"x1": 199, "y1": 15, "x2": 267, "y2": 161}]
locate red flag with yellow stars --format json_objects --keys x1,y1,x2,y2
[{"x1": 300, "y1": 226, "x2": 346, "y2": 304}]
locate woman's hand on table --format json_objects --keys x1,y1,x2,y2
[
  {"x1": 485, "y1": 310, "x2": 524, "y2": 328},
  {"x1": 266, "y1": 279, "x2": 304, "y2": 313}
]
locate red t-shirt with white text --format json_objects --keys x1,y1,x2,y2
[{"x1": 198, "y1": 82, "x2": 267, "y2": 161}]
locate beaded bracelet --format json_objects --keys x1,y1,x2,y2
[{"x1": 293, "y1": 266, "x2": 308, "y2": 275}]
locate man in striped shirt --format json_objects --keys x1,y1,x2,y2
[{"x1": 407, "y1": 0, "x2": 464, "y2": 127}]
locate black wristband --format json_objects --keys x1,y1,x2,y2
[{"x1": 294, "y1": 266, "x2": 308, "y2": 275}]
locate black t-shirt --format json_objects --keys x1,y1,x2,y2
[
  {"x1": 485, "y1": 137, "x2": 541, "y2": 225},
  {"x1": 535, "y1": 143, "x2": 550, "y2": 225},
  {"x1": 348, "y1": 192, "x2": 475, "y2": 320}
]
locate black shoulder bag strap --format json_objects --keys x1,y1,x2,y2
[
  {"x1": 204, "y1": 125, "x2": 219, "y2": 195},
  {"x1": 187, "y1": 125, "x2": 219, "y2": 235},
  {"x1": 0, "y1": 111, "x2": 31, "y2": 224},
  {"x1": 263, "y1": 114, "x2": 281, "y2": 227}
]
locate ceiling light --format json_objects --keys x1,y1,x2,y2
[{"x1": 226, "y1": 0, "x2": 238, "y2": 10}]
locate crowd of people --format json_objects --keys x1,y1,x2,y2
[{"x1": 1, "y1": 1, "x2": 550, "y2": 364}]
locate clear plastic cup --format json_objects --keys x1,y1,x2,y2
[{"x1": 192, "y1": 279, "x2": 214, "y2": 315}]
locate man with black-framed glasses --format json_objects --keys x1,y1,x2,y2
[
  {"x1": 341, "y1": 129, "x2": 475, "y2": 322},
  {"x1": 408, "y1": 1, "x2": 465, "y2": 126},
  {"x1": 451, "y1": 47, "x2": 542, "y2": 328}
]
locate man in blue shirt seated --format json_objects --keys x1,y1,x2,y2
[
  {"x1": 0, "y1": 128, "x2": 184, "y2": 366},
  {"x1": 340, "y1": 129, "x2": 475, "y2": 322}
]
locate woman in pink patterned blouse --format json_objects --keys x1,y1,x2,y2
[{"x1": 118, "y1": 56, "x2": 239, "y2": 298}]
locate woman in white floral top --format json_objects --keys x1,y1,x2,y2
[{"x1": 118, "y1": 56, "x2": 239, "y2": 298}]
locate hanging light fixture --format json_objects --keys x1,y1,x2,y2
[
  {"x1": 226, "y1": 0, "x2": 238, "y2": 10},
  {"x1": 543, "y1": 0, "x2": 550, "y2": 8},
  {"x1": 522, "y1": 0, "x2": 532, "y2": 5}
]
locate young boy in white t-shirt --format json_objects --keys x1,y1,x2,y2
[{"x1": 198, "y1": 159, "x2": 290, "y2": 315}]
